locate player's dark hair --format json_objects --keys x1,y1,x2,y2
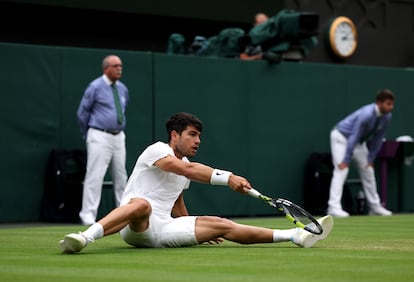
[
  {"x1": 376, "y1": 89, "x2": 395, "y2": 102},
  {"x1": 166, "y1": 112, "x2": 203, "y2": 142}
]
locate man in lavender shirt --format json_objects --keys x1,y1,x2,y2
[
  {"x1": 327, "y1": 89, "x2": 395, "y2": 218},
  {"x1": 77, "y1": 55, "x2": 129, "y2": 225}
]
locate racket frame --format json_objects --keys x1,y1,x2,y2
[{"x1": 247, "y1": 188, "x2": 323, "y2": 235}]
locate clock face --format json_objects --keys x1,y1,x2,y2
[{"x1": 329, "y1": 17, "x2": 357, "y2": 58}]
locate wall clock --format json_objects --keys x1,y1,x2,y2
[{"x1": 327, "y1": 16, "x2": 358, "y2": 58}]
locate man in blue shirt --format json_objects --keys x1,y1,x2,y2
[
  {"x1": 77, "y1": 55, "x2": 129, "y2": 225},
  {"x1": 327, "y1": 89, "x2": 395, "y2": 218}
]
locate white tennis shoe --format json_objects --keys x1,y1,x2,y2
[
  {"x1": 59, "y1": 232, "x2": 90, "y2": 253},
  {"x1": 292, "y1": 215, "x2": 334, "y2": 248},
  {"x1": 327, "y1": 207, "x2": 350, "y2": 218},
  {"x1": 369, "y1": 205, "x2": 392, "y2": 216}
]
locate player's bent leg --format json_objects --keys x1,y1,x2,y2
[
  {"x1": 59, "y1": 198, "x2": 152, "y2": 253},
  {"x1": 100, "y1": 198, "x2": 152, "y2": 235}
]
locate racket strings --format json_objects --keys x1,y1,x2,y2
[
  {"x1": 286, "y1": 205, "x2": 313, "y2": 226},
  {"x1": 274, "y1": 199, "x2": 322, "y2": 234}
]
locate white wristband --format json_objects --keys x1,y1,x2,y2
[{"x1": 210, "y1": 169, "x2": 232, "y2": 186}]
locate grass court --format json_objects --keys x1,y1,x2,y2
[{"x1": 0, "y1": 214, "x2": 413, "y2": 282}]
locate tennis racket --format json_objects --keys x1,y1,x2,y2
[{"x1": 247, "y1": 188, "x2": 323, "y2": 235}]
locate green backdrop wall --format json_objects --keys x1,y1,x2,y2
[{"x1": 1, "y1": 42, "x2": 413, "y2": 222}]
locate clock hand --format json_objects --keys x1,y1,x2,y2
[{"x1": 342, "y1": 31, "x2": 353, "y2": 41}]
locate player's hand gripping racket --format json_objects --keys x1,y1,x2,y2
[{"x1": 247, "y1": 188, "x2": 323, "y2": 235}]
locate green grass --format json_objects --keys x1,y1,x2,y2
[{"x1": 1, "y1": 214, "x2": 413, "y2": 282}]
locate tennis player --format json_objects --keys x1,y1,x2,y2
[{"x1": 59, "y1": 112, "x2": 333, "y2": 253}]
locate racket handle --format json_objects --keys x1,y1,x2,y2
[{"x1": 247, "y1": 188, "x2": 262, "y2": 198}]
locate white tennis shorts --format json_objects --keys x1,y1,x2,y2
[{"x1": 120, "y1": 214, "x2": 198, "y2": 248}]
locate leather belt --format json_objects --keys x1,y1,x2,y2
[{"x1": 91, "y1": 127, "x2": 121, "y2": 135}]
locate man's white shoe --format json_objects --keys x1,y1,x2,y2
[
  {"x1": 59, "y1": 233, "x2": 89, "y2": 254},
  {"x1": 327, "y1": 207, "x2": 350, "y2": 218},
  {"x1": 292, "y1": 215, "x2": 334, "y2": 248},
  {"x1": 369, "y1": 205, "x2": 392, "y2": 216}
]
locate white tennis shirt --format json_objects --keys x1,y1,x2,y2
[{"x1": 120, "y1": 141, "x2": 191, "y2": 218}]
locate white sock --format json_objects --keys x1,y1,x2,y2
[
  {"x1": 82, "y1": 223, "x2": 104, "y2": 242},
  {"x1": 272, "y1": 228, "x2": 297, "y2": 243}
]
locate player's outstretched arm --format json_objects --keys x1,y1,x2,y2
[
  {"x1": 154, "y1": 155, "x2": 214, "y2": 183},
  {"x1": 154, "y1": 155, "x2": 251, "y2": 193}
]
